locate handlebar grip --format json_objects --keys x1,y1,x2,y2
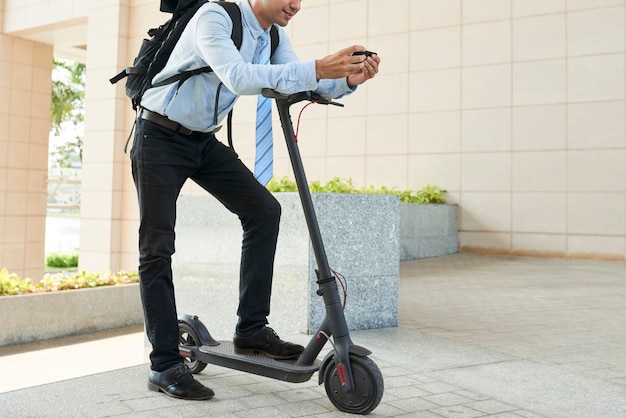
[{"x1": 261, "y1": 88, "x2": 290, "y2": 100}]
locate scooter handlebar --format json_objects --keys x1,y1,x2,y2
[{"x1": 261, "y1": 88, "x2": 344, "y2": 107}]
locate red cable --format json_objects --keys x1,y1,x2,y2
[
  {"x1": 333, "y1": 270, "x2": 347, "y2": 309},
  {"x1": 294, "y1": 101, "x2": 318, "y2": 143}
]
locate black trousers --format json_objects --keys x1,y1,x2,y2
[{"x1": 131, "y1": 118, "x2": 281, "y2": 371}]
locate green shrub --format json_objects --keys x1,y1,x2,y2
[
  {"x1": 46, "y1": 252, "x2": 79, "y2": 268},
  {"x1": 266, "y1": 176, "x2": 298, "y2": 192},
  {"x1": 310, "y1": 177, "x2": 358, "y2": 193},
  {"x1": 0, "y1": 269, "x2": 32, "y2": 296},
  {"x1": 0, "y1": 268, "x2": 139, "y2": 296},
  {"x1": 267, "y1": 176, "x2": 447, "y2": 204}
]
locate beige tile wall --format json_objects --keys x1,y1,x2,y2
[
  {"x1": 311, "y1": 0, "x2": 623, "y2": 262},
  {"x1": 223, "y1": 0, "x2": 626, "y2": 262},
  {"x1": 1, "y1": 0, "x2": 625, "y2": 277}
]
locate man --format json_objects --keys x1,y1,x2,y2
[{"x1": 131, "y1": 0, "x2": 380, "y2": 400}]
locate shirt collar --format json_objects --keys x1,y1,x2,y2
[{"x1": 240, "y1": 0, "x2": 270, "y2": 40}]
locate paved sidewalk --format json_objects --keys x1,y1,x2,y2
[{"x1": 1, "y1": 254, "x2": 626, "y2": 417}]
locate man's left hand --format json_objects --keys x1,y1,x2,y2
[{"x1": 347, "y1": 54, "x2": 380, "y2": 87}]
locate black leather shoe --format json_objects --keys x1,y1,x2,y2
[
  {"x1": 148, "y1": 363, "x2": 214, "y2": 400},
  {"x1": 233, "y1": 326, "x2": 304, "y2": 359}
]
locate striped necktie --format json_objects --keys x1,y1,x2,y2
[{"x1": 254, "y1": 32, "x2": 273, "y2": 186}]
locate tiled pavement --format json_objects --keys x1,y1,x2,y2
[{"x1": 1, "y1": 254, "x2": 626, "y2": 417}]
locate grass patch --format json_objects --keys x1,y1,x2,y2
[{"x1": 46, "y1": 252, "x2": 79, "y2": 269}]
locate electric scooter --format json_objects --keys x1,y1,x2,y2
[{"x1": 177, "y1": 89, "x2": 384, "y2": 415}]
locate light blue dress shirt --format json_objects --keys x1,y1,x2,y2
[{"x1": 141, "y1": 0, "x2": 354, "y2": 133}]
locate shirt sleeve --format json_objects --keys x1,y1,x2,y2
[
  {"x1": 195, "y1": 7, "x2": 354, "y2": 99},
  {"x1": 194, "y1": 8, "x2": 312, "y2": 95}
]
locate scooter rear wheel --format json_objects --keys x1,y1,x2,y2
[
  {"x1": 178, "y1": 322, "x2": 208, "y2": 374},
  {"x1": 323, "y1": 354, "x2": 384, "y2": 414}
]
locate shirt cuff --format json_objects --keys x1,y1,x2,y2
[{"x1": 301, "y1": 60, "x2": 318, "y2": 91}]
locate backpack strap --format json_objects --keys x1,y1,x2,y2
[
  {"x1": 270, "y1": 25, "x2": 279, "y2": 57},
  {"x1": 217, "y1": 1, "x2": 243, "y2": 49}
]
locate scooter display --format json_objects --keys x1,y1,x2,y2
[{"x1": 177, "y1": 89, "x2": 384, "y2": 414}]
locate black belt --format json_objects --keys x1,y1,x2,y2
[{"x1": 139, "y1": 108, "x2": 221, "y2": 136}]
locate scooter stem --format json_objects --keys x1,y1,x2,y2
[
  {"x1": 273, "y1": 102, "x2": 332, "y2": 280},
  {"x1": 267, "y1": 89, "x2": 356, "y2": 392}
]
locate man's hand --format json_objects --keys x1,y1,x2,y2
[
  {"x1": 346, "y1": 52, "x2": 380, "y2": 87},
  {"x1": 315, "y1": 46, "x2": 379, "y2": 82}
]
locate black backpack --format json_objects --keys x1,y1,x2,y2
[{"x1": 110, "y1": 0, "x2": 278, "y2": 122}]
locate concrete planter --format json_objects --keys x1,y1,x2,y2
[
  {"x1": 0, "y1": 200, "x2": 456, "y2": 347},
  {"x1": 0, "y1": 284, "x2": 143, "y2": 347},
  {"x1": 172, "y1": 193, "x2": 400, "y2": 338},
  {"x1": 400, "y1": 203, "x2": 459, "y2": 261}
]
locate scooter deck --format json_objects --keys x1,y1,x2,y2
[{"x1": 197, "y1": 341, "x2": 320, "y2": 383}]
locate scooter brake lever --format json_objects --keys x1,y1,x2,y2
[{"x1": 307, "y1": 92, "x2": 344, "y2": 107}]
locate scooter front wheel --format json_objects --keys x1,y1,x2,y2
[
  {"x1": 324, "y1": 355, "x2": 384, "y2": 414},
  {"x1": 178, "y1": 322, "x2": 208, "y2": 374}
]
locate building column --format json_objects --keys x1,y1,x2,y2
[
  {"x1": 0, "y1": 32, "x2": 53, "y2": 280},
  {"x1": 79, "y1": 1, "x2": 137, "y2": 273}
]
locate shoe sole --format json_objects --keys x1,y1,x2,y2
[
  {"x1": 233, "y1": 347, "x2": 302, "y2": 360},
  {"x1": 147, "y1": 382, "x2": 214, "y2": 400}
]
